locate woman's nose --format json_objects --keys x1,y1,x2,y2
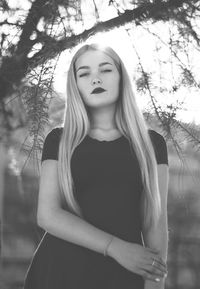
[{"x1": 91, "y1": 77, "x2": 102, "y2": 85}]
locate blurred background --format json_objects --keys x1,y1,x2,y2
[{"x1": 0, "y1": 0, "x2": 200, "y2": 288}]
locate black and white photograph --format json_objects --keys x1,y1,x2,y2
[{"x1": 0, "y1": 1, "x2": 200, "y2": 288}]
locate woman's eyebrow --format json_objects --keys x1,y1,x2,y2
[
  {"x1": 76, "y1": 62, "x2": 113, "y2": 72},
  {"x1": 76, "y1": 66, "x2": 90, "y2": 72},
  {"x1": 99, "y1": 62, "x2": 113, "y2": 67}
]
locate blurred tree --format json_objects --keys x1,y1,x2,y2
[{"x1": 0, "y1": 0, "x2": 200, "y2": 160}]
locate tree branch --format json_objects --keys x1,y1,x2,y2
[
  {"x1": 28, "y1": 0, "x2": 193, "y2": 68},
  {"x1": 0, "y1": 20, "x2": 22, "y2": 27},
  {"x1": 15, "y1": 0, "x2": 48, "y2": 57}
]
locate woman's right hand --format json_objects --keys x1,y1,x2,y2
[{"x1": 107, "y1": 237, "x2": 167, "y2": 282}]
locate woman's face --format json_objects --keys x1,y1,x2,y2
[{"x1": 75, "y1": 50, "x2": 120, "y2": 109}]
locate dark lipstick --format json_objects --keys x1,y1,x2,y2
[{"x1": 91, "y1": 87, "x2": 106, "y2": 94}]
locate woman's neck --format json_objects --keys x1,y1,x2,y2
[{"x1": 88, "y1": 103, "x2": 117, "y2": 131}]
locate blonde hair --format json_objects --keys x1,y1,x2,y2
[{"x1": 58, "y1": 43, "x2": 161, "y2": 230}]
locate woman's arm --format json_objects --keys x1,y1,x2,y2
[{"x1": 142, "y1": 164, "x2": 169, "y2": 289}]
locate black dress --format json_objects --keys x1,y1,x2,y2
[{"x1": 23, "y1": 128, "x2": 168, "y2": 289}]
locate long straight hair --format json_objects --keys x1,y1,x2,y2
[{"x1": 57, "y1": 43, "x2": 161, "y2": 230}]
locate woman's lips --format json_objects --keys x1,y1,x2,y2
[{"x1": 91, "y1": 87, "x2": 106, "y2": 94}]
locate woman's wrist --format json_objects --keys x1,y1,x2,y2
[
  {"x1": 105, "y1": 236, "x2": 122, "y2": 258},
  {"x1": 103, "y1": 235, "x2": 114, "y2": 256}
]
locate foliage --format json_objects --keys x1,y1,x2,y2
[{"x1": 0, "y1": 0, "x2": 200, "y2": 165}]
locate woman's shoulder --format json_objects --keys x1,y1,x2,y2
[
  {"x1": 148, "y1": 129, "x2": 164, "y2": 140},
  {"x1": 41, "y1": 127, "x2": 63, "y2": 163},
  {"x1": 148, "y1": 129, "x2": 167, "y2": 146},
  {"x1": 148, "y1": 129, "x2": 168, "y2": 165},
  {"x1": 46, "y1": 126, "x2": 63, "y2": 139}
]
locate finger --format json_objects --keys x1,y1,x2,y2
[
  {"x1": 151, "y1": 264, "x2": 167, "y2": 277},
  {"x1": 144, "y1": 262, "x2": 167, "y2": 278},
  {"x1": 153, "y1": 258, "x2": 168, "y2": 273},
  {"x1": 148, "y1": 252, "x2": 162, "y2": 263},
  {"x1": 143, "y1": 260, "x2": 167, "y2": 279},
  {"x1": 149, "y1": 257, "x2": 167, "y2": 273},
  {"x1": 157, "y1": 257, "x2": 168, "y2": 269},
  {"x1": 140, "y1": 270, "x2": 162, "y2": 283},
  {"x1": 150, "y1": 257, "x2": 167, "y2": 272}
]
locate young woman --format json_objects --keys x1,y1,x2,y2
[{"x1": 24, "y1": 43, "x2": 169, "y2": 289}]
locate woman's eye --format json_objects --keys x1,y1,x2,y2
[
  {"x1": 101, "y1": 69, "x2": 112, "y2": 73},
  {"x1": 79, "y1": 72, "x2": 89, "y2": 78}
]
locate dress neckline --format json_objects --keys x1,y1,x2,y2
[{"x1": 86, "y1": 134, "x2": 124, "y2": 143}]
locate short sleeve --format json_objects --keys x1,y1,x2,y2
[
  {"x1": 41, "y1": 127, "x2": 63, "y2": 163},
  {"x1": 148, "y1": 130, "x2": 168, "y2": 165}
]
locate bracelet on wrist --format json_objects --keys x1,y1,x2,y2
[{"x1": 103, "y1": 236, "x2": 114, "y2": 257}]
